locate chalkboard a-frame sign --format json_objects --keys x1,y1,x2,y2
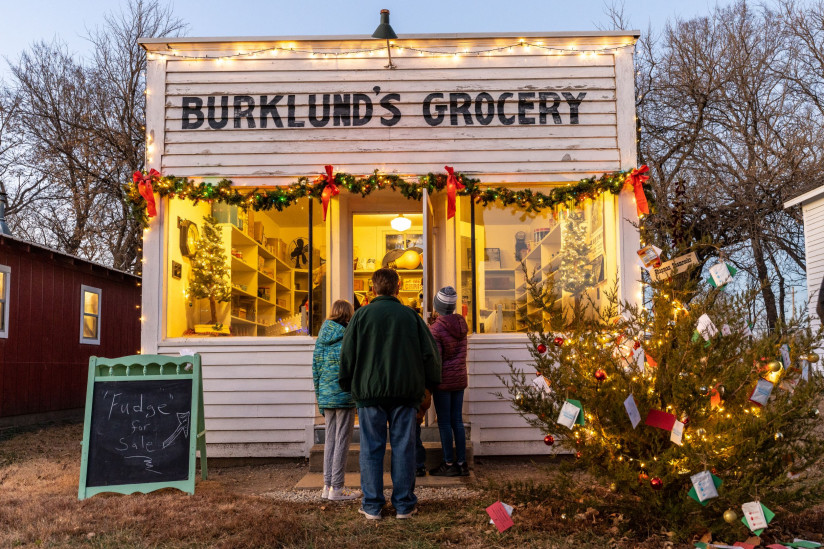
[{"x1": 78, "y1": 354, "x2": 207, "y2": 500}]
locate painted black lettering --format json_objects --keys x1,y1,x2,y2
[
  {"x1": 474, "y1": 92, "x2": 495, "y2": 125},
  {"x1": 233, "y1": 95, "x2": 256, "y2": 128},
  {"x1": 181, "y1": 97, "x2": 204, "y2": 129},
  {"x1": 449, "y1": 92, "x2": 473, "y2": 125},
  {"x1": 562, "y1": 92, "x2": 587, "y2": 124},
  {"x1": 308, "y1": 94, "x2": 330, "y2": 127},
  {"x1": 497, "y1": 92, "x2": 515, "y2": 125},
  {"x1": 379, "y1": 94, "x2": 401, "y2": 126},
  {"x1": 423, "y1": 93, "x2": 446, "y2": 126},
  {"x1": 539, "y1": 92, "x2": 562, "y2": 124},
  {"x1": 518, "y1": 92, "x2": 536, "y2": 125},
  {"x1": 352, "y1": 94, "x2": 373, "y2": 127},
  {"x1": 287, "y1": 95, "x2": 304, "y2": 127},
  {"x1": 207, "y1": 96, "x2": 229, "y2": 129},
  {"x1": 333, "y1": 94, "x2": 351, "y2": 126},
  {"x1": 259, "y1": 95, "x2": 284, "y2": 128}
]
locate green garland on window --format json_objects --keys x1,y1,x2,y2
[{"x1": 126, "y1": 169, "x2": 638, "y2": 227}]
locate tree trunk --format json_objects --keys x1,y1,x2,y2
[
  {"x1": 751, "y1": 235, "x2": 778, "y2": 330},
  {"x1": 209, "y1": 296, "x2": 217, "y2": 325}
]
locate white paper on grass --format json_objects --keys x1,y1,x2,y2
[
  {"x1": 670, "y1": 420, "x2": 684, "y2": 446},
  {"x1": 741, "y1": 501, "x2": 768, "y2": 531},
  {"x1": 750, "y1": 379, "x2": 774, "y2": 406},
  {"x1": 690, "y1": 470, "x2": 719, "y2": 502},
  {"x1": 709, "y1": 262, "x2": 733, "y2": 287},
  {"x1": 697, "y1": 314, "x2": 719, "y2": 341},
  {"x1": 489, "y1": 502, "x2": 514, "y2": 524},
  {"x1": 623, "y1": 394, "x2": 641, "y2": 428},
  {"x1": 557, "y1": 401, "x2": 581, "y2": 429},
  {"x1": 531, "y1": 375, "x2": 551, "y2": 396}
]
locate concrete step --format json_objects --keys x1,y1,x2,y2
[
  {"x1": 313, "y1": 424, "x2": 470, "y2": 444},
  {"x1": 294, "y1": 471, "x2": 473, "y2": 490},
  {"x1": 309, "y1": 442, "x2": 474, "y2": 473}
]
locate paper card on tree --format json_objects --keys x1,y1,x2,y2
[
  {"x1": 645, "y1": 409, "x2": 677, "y2": 431},
  {"x1": 802, "y1": 364, "x2": 810, "y2": 381},
  {"x1": 691, "y1": 470, "x2": 719, "y2": 502},
  {"x1": 624, "y1": 394, "x2": 641, "y2": 428},
  {"x1": 568, "y1": 399, "x2": 586, "y2": 426},
  {"x1": 531, "y1": 375, "x2": 551, "y2": 396},
  {"x1": 486, "y1": 501, "x2": 514, "y2": 532},
  {"x1": 488, "y1": 502, "x2": 513, "y2": 525},
  {"x1": 557, "y1": 400, "x2": 581, "y2": 429},
  {"x1": 742, "y1": 322, "x2": 753, "y2": 337},
  {"x1": 688, "y1": 472, "x2": 723, "y2": 506},
  {"x1": 646, "y1": 353, "x2": 658, "y2": 369},
  {"x1": 780, "y1": 344, "x2": 791, "y2": 368},
  {"x1": 670, "y1": 420, "x2": 685, "y2": 445},
  {"x1": 637, "y1": 245, "x2": 663, "y2": 270},
  {"x1": 697, "y1": 314, "x2": 719, "y2": 341},
  {"x1": 741, "y1": 501, "x2": 774, "y2": 535},
  {"x1": 721, "y1": 324, "x2": 732, "y2": 336},
  {"x1": 749, "y1": 378, "x2": 775, "y2": 407},
  {"x1": 709, "y1": 262, "x2": 736, "y2": 288},
  {"x1": 766, "y1": 545, "x2": 792, "y2": 549}
]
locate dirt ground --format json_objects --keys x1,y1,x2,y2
[{"x1": 1, "y1": 421, "x2": 823, "y2": 548}]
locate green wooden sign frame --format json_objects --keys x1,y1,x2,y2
[{"x1": 78, "y1": 354, "x2": 207, "y2": 500}]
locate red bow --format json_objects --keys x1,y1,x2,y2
[
  {"x1": 320, "y1": 165, "x2": 338, "y2": 222},
  {"x1": 626, "y1": 165, "x2": 650, "y2": 217},
  {"x1": 133, "y1": 169, "x2": 160, "y2": 218},
  {"x1": 445, "y1": 166, "x2": 465, "y2": 220}
]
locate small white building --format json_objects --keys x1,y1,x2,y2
[
  {"x1": 138, "y1": 30, "x2": 642, "y2": 458},
  {"x1": 785, "y1": 186, "x2": 824, "y2": 333}
]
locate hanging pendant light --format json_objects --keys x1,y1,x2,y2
[{"x1": 390, "y1": 213, "x2": 411, "y2": 232}]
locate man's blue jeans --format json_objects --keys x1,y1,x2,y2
[{"x1": 358, "y1": 405, "x2": 417, "y2": 515}]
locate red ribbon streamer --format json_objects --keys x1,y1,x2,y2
[
  {"x1": 445, "y1": 166, "x2": 465, "y2": 220},
  {"x1": 133, "y1": 169, "x2": 160, "y2": 218},
  {"x1": 626, "y1": 165, "x2": 650, "y2": 217},
  {"x1": 320, "y1": 165, "x2": 339, "y2": 222}
]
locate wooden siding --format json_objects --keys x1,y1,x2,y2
[
  {"x1": 804, "y1": 199, "x2": 824, "y2": 334},
  {"x1": 156, "y1": 38, "x2": 626, "y2": 185},
  {"x1": 0, "y1": 236, "x2": 141, "y2": 418}
]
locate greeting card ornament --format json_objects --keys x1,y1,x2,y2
[
  {"x1": 645, "y1": 409, "x2": 677, "y2": 431},
  {"x1": 697, "y1": 314, "x2": 719, "y2": 341},
  {"x1": 557, "y1": 399, "x2": 585, "y2": 429},
  {"x1": 708, "y1": 262, "x2": 738, "y2": 289},
  {"x1": 688, "y1": 470, "x2": 722, "y2": 505},
  {"x1": 444, "y1": 166, "x2": 465, "y2": 220},
  {"x1": 637, "y1": 245, "x2": 662, "y2": 270},
  {"x1": 741, "y1": 501, "x2": 775, "y2": 535},
  {"x1": 318, "y1": 165, "x2": 339, "y2": 221},
  {"x1": 624, "y1": 394, "x2": 642, "y2": 428},
  {"x1": 749, "y1": 378, "x2": 775, "y2": 407},
  {"x1": 626, "y1": 164, "x2": 650, "y2": 216},
  {"x1": 133, "y1": 169, "x2": 160, "y2": 217}
]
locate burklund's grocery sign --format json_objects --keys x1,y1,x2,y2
[{"x1": 180, "y1": 89, "x2": 588, "y2": 129}]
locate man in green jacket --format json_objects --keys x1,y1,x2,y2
[{"x1": 340, "y1": 268, "x2": 442, "y2": 520}]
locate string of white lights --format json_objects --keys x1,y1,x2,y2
[{"x1": 147, "y1": 40, "x2": 633, "y2": 62}]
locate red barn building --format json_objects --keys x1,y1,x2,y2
[{"x1": 0, "y1": 227, "x2": 141, "y2": 426}]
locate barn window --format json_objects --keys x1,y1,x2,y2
[
  {"x1": 80, "y1": 285, "x2": 102, "y2": 345},
  {"x1": 0, "y1": 264, "x2": 9, "y2": 338}
]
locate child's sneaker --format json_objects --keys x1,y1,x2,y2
[
  {"x1": 358, "y1": 507, "x2": 382, "y2": 520},
  {"x1": 429, "y1": 462, "x2": 461, "y2": 477},
  {"x1": 328, "y1": 486, "x2": 362, "y2": 501},
  {"x1": 458, "y1": 462, "x2": 470, "y2": 476},
  {"x1": 321, "y1": 485, "x2": 330, "y2": 499}
]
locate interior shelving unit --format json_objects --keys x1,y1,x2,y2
[
  {"x1": 353, "y1": 268, "x2": 423, "y2": 308},
  {"x1": 513, "y1": 223, "x2": 562, "y2": 331}
]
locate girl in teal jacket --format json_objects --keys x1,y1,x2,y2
[{"x1": 313, "y1": 300, "x2": 360, "y2": 501}]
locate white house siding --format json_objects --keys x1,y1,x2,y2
[
  {"x1": 804, "y1": 199, "x2": 824, "y2": 334},
  {"x1": 140, "y1": 32, "x2": 640, "y2": 458}
]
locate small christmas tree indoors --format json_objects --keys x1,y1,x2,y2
[
  {"x1": 501, "y1": 270, "x2": 824, "y2": 539},
  {"x1": 557, "y1": 209, "x2": 592, "y2": 297},
  {"x1": 188, "y1": 215, "x2": 231, "y2": 326}
]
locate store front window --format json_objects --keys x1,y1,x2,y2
[
  {"x1": 460, "y1": 193, "x2": 613, "y2": 334},
  {"x1": 166, "y1": 194, "x2": 326, "y2": 338}
]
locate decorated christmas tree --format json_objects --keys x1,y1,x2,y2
[
  {"x1": 556, "y1": 209, "x2": 592, "y2": 297},
  {"x1": 188, "y1": 215, "x2": 231, "y2": 326},
  {"x1": 501, "y1": 261, "x2": 824, "y2": 540}
]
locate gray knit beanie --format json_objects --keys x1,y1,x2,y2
[{"x1": 434, "y1": 286, "x2": 458, "y2": 315}]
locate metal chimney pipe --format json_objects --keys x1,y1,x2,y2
[{"x1": 0, "y1": 190, "x2": 11, "y2": 236}]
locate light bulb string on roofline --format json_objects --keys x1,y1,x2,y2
[{"x1": 148, "y1": 41, "x2": 634, "y2": 62}]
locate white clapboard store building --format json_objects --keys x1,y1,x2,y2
[{"x1": 138, "y1": 30, "x2": 642, "y2": 458}]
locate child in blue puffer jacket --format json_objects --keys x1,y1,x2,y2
[{"x1": 313, "y1": 299, "x2": 362, "y2": 502}]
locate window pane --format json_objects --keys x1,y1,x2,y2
[
  {"x1": 84, "y1": 291, "x2": 99, "y2": 314},
  {"x1": 455, "y1": 196, "x2": 474, "y2": 332},
  {"x1": 83, "y1": 314, "x2": 98, "y2": 339},
  {"x1": 166, "y1": 195, "x2": 321, "y2": 337},
  {"x1": 310, "y1": 199, "x2": 327, "y2": 336},
  {"x1": 474, "y1": 195, "x2": 609, "y2": 333},
  {"x1": 0, "y1": 271, "x2": 5, "y2": 298},
  {"x1": 0, "y1": 302, "x2": 4, "y2": 332}
]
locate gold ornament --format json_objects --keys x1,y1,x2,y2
[
  {"x1": 515, "y1": 392, "x2": 525, "y2": 406},
  {"x1": 723, "y1": 509, "x2": 737, "y2": 523},
  {"x1": 608, "y1": 482, "x2": 617, "y2": 492},
  {"x1": 767, "y1": 360, "x2": 782, "y2": 373},
  {"x1": 774, "y1": 432, "x2": 784, "y2": 440},
  {"x1": 807, "y1": 353, "x2": 820, "y2": 364}
]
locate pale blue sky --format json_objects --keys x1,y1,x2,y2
[{"x1": 1, "y1": 0, "x2": 736, "y2": 74}]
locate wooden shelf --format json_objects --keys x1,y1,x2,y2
[
  {"x1": 231, "y1": 256, "x2": 256, "y2": 272},
  {"x1": 231, "y1": 315, "x2": 259, "y2": 326},
  {"x1": 258, "y1": 245, "x2": 275, "y2": 259},
  {"x1": 231, "y1": 286, "x2": 256, "y2": 299},
  {"x1": 257, "y1": 297, "x2": 276, "y2": 307},
  {"x1": 258, "y1": 271, "x2": 275, "y2": 284}
]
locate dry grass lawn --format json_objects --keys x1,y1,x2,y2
[{"x1": 1, "y1": 421, "x2": 823, "y2": 548}]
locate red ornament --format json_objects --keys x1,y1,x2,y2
[
  {"x1": 576, "y1": 451, "x2": 583, "y2": 459},
  {"x1": 650, "y1": 477, "x2": 663, "y2": 490},
  {"x1": 638, "y1": 470, "x2": 649, "y2": 483},
  {"x1": 537, "y1": 343, "x2": 548, "y2": 354},
  {"x1": 594, "y1": 369, "x2": 607, "y2": 382},
  {"x1": 553, "y1": 337, "x2": 565, "y2": 347},
  {"x1": 633, "y1": 340, "x2": 641, "y2": 350},
  {"x1": 544, "y1": 434, "x2": 555, "y2": 446}
]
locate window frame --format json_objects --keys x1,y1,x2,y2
[
  {"x1": 80, "y1": 284, "x2": 102, "y2": 345},
  {"x1": 0, "y1": 264, "x2": 9, "y2": 339}
]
